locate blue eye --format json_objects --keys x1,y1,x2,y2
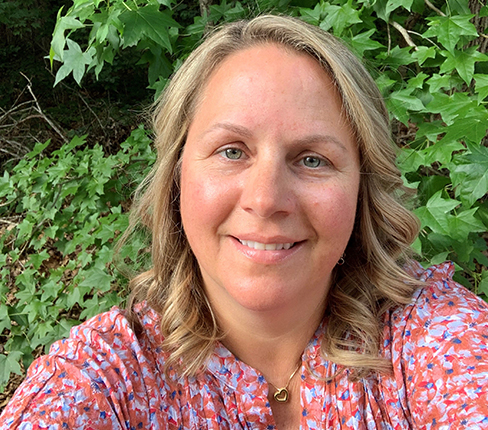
[
  {"x1": 302, "y1": 156, "x2": 323, "y2": 168},
  {"x1": 223, "y1": 148, "x2": 243, "y2": 159}
]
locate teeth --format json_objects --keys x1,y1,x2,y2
[{"x1": 239, "y1": 240, "x2": 295, "y2": 250}]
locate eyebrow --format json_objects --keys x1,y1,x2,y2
[
  {"x1": 200, "y1": 122, "x2": 348, "y2": 152},
  {"x1": 200, "y1": 122, "x2": 253, "y2": 139}
]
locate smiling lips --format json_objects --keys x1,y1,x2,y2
[{"x1": 238, "y1": 239, "x2": 296, "y2": 250}]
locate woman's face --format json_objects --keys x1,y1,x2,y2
[{"x1": 180, "y1": 44, "x2": 360, "y2": 317}]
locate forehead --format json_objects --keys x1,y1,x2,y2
[
  {"x1": 192, "y1": 43, "x2": 344, "y2": 121},
  {"x1": 189, "y1": 43, "x2": 336, "y2": 112}
]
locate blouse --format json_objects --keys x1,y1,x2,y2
[{"x1": 1, "y1": 262, "x2": 488, "y2": 429}]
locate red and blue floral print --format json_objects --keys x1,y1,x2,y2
[{"x1": 1, "y1": 262, "x2": 488, "y2": 429}]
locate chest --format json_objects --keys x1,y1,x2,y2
[{"x1": 157, "y1": 370, "x2": 411, "y2": 430}]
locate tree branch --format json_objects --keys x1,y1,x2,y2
[
  {"x1": 391, "y1": 21, "x2": 418, "y2": 50},
  {"x1": 20, "y1": 72, "x2": 68, "y2": 144},
  {"x1": 424, "y1": 0, "x2": 446, "y2": 17}
]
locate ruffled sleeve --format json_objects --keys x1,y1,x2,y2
[
  {"x1": 0, "y1": 309, "x2": 156, "y2": 430},
  {"x1": 392, "y1": 262, "x2": 488, "y2": 428}
]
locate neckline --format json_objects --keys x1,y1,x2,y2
[{"x1": 206, "y1": 319, "x2": 326, "y2": 394}]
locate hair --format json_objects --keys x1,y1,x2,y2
[{"x1": 122, "y1": 14, "x2": 421, "y2": 378}]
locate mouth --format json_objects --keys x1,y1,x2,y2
[{"x1": 238, "y1": 239, "x2": 296, "y2": 250}]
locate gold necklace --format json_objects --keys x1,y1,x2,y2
[{"x1": 269, "y1": 362, "x2": 301, "y2": 403}]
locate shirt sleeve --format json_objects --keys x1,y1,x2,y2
[
  {"x1": 0, "y1": 309, "x2": 153, "y2": 430},
  {"x1": 400, "y1": 262, "x2": 488, "y2": 429}
]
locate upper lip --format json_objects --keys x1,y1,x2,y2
[{"x1": 233, "y1": 235, "x2": 301, "y2": 244}]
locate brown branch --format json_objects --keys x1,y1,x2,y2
[
  {"x1": 20, "y1": 72, "x2": 68, "y2": 144},
  {"x1": 424, "y1": 0, "x2": 446, "y2": 17},
  {"x1": 77, "y1": 93, "x2": 105, "y2": 133},
  {"x1": 391, "y1": 21, "x2": 418, "y2": 50}
]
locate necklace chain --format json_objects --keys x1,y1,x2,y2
[{"x1": 268, "y1": 361, "x2": 301, "y2": 403}]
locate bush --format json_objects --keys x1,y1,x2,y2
[{"x1": 0, "y1": 126, "x2": 154, "y2": 389}]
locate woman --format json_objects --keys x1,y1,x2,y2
[{"x1": 2, "y1": 15, "x2": 488, "y2": 430}]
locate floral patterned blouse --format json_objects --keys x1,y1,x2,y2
[{"x1": 2, "y1": 262, "x2": 488, "y2": 429}]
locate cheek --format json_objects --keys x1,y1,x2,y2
[
  {"x1": 311, "y1": 183, "x2": 359, "y2": 235},
  {"x1": 180, "y1": 168, "x2": 235, "y2": 232}
]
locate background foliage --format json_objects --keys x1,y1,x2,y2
[{"x1": 1, "y1": 0, "x2": 487, "y2": 403}]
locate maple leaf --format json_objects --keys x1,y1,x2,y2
[
  {"x1": 440, "y1": 47, "x2": 488, "y2": 85},
  {"x1": 414, "y1": 191, "x2": 459, "y2": 236},
  {"x1": 54, "y1": 39, "x2": 95, "y2": 86},
  {"x1": 424, "y1": 14, "x2": 478, "y2": 54},
  {"x1": 119, "y1": 5, "x2": 180, "y2": 54},
  {"x1": 450, "y1": 144, "x2": 488, "y2": 208}
]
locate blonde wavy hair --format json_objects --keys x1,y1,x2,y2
[{"x1": 124, "y1": 14, "x2": 421, "y2": 378}]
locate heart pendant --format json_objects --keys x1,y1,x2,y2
[{"x1": 274, "y1": 388, "x2": 289, "y2": 403}]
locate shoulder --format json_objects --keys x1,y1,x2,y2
[
  {"x1": 395, "y1": 261, "x2": 488, "y2": 340},
  {"x1": 387, "y1": 262, "x2": 488, "y2": 428},
  {"x1": 0, "y1": 304, "x2": 168, "y2": 430}
]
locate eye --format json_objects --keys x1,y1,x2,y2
[
  {"x1": 221, "y1": 148, "x2": 243, "y2": 160},
  {"x1": 302, "y1": 155, "x2": 325, "y2": 168}
]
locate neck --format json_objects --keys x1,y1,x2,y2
[{"x1": 212, "y1": 295, "x2": 326, "y2": 384}]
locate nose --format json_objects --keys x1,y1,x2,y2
[{"x1": 239, "y1": 156, "x2": 295, "y2": 218}]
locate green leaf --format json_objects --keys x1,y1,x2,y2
[
  {"x1": 119, "y1": 5, "x2": 179, "y2": 53},
  {"x1": 0, "y1": 304, "x2": 11, "y2": 334},
  {"x1": 320, "y1": 1, "x2": 362, "y2": 36},
  {"x1": 415, "y1": 120, "x2": 444, "y2": 143},
  {"x1": 0, "y1": 351, "x2": 23, "y2": 388},
  {"x1": 26, "y1": 140, "x2": 51, "y2": 159},
  {"x1": 478, "y1": 201, "x2": 488, "y2": 229},
  {"x1": 424, "y1": 14, "x2": 477, "y2": 54},
  {"x1": 40, "y1": 280, "x2": 64, "y2": 302},
  {"x1": 24, "y1": 298, "x2": 46, "y2": 324},
  {"x1": 440, "y1": 47, "x2": 488, "y2": 85},
  {"x1": 448, "y1": 208, "x2": 486, "y2": 242},
  {"x1": 398, "y1": 147, "x2": 426, "y2": 173},
  {"x1": 299, "y1": 4, "x2": 322, "y2": 25},
  {"x1": 407, "y1": 72, "x2": 428, "y2": 90},
  {"x1": 427, "y1": 74, "x2": 452, "y2": 93},
  {"x1": 387, "y1": 88, "x2": 424, "y2": 125},
  {"x1": 16, "y1": 218, "x2": 33, "y2": 240},
  {"x1": 431, "y1": 251, "x2": 450, "y2": 265},
  {"x1": 438, "y1": 109, "x2": 488, "y2": 146},
  {"x1": 66, "y1": 283, "x2": 92, "y2": 308},
  {"x1": 411, "y1": 46, "x2": 436, "y2": 66},
  {"x1": 479, "y1": 271, "x2": 488, "y2": 297},
  {"x1": 414, "y1": 191, "x2": 459, "y2": 236},
  {"x1": 417, "y1": 175, "x2": 451, "y2": 203},
  {"x1": 423, "y1": 140, "x2": 465, "y2": 166},
  {"x1": 79, "y1": 295, "x2": 101, "y2": 320},
  {"x1": 29, "y1": 250, "x2": 50, "y2": 270},
  {"x1": 424, "y1": 92, "x2": 476, "y2": 124},
  {"x1": 450, "y1": 144, "x2": 488, "y2": 208},
  {"x1": 349, "y1": 29, "x2": 384, "y2": 57},
  {"x1": 474, "y1": 74, "x2": 488, "y2": 103},
  {"x1": 385, "y1": 0, "x2": 413, "y2": 17},
  {"x1": 447, "y1": 0, "x2": 471, "y2": 15},
  {"x1": 375, "y1": 74, "x2": 397, "y2": 94},
  {"x1": 78, "y1": 267, "x2": 112, "y2": 293},
  {"x1": 376, "y1": 45, "x2": 415, "y2": 67},
  {"x1": 51, "y1": 13, "x2": 85, "y2": 62},
  {"x1": 94, "y1": 220, "x2": 117, "y2": 243},
  {"x1": 54, "y1": 39, "x2": 95, "y2": 86}
]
